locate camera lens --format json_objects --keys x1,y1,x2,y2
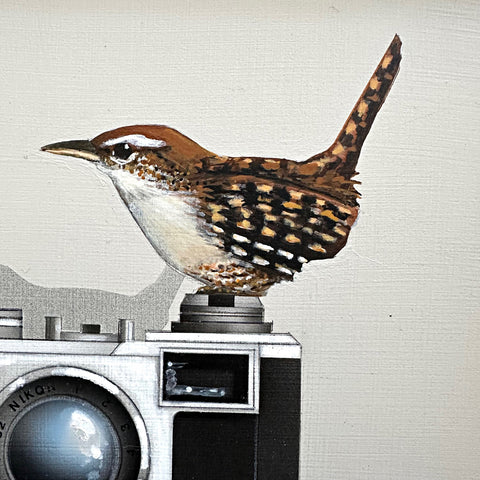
[
  {"x1": 7, "y1": 397, "x2": 120, "y2": 480},
  {"x1": 0, "y1": 374, "x2": 145, "y2": 480}
]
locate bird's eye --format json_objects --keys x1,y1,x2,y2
[{"x1": 112, "y1": 143, "x2": 133, "y2": 161}]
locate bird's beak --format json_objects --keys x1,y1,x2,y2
[{"x1": 41, "y1": 139, "x2": 100, "y2": 162}]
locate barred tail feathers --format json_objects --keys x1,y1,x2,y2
[{"x1": 306, "y1": 35, "x2": 402, "y2": 182}]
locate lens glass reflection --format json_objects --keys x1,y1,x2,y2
[{"x1": 7, "y1": 397, "x2": 120, "y2": 480}]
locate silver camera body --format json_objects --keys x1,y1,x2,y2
[{"x1": 0, "y1": 296, "x2": 301, "y2": 480}]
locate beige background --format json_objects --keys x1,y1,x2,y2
[{"x1": 1, "y1": 1, "x2": 479, "y2": 478}]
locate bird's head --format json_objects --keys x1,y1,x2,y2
[{"x1": 41, "y1": 125, "x2": 214, "y2": 187}]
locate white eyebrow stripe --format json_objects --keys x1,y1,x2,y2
[{"x1": 101, "y1": 134, "x2": 167, "y2": 148}]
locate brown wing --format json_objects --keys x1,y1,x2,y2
[
  {"x1": 192, "y1": 175, "x2": 358, "y2": 278},
  {"x1": 186, "y1": 36, "x2": 402, "y2": 278}
]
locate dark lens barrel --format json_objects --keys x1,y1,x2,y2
[
  {"x1": 8, "y1": 397, "x2": 120, "y2": 480},
  {"x1": 0, "y1": 376, "x2": 142, "y2": 480}
]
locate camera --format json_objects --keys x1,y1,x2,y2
[{"x1": 0, "y1": 293, "x2": 301, "y2": 480}]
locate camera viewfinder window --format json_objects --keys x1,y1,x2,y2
[{"x1": 163, "y1": 353, "x2": 249, "y2": 403}]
